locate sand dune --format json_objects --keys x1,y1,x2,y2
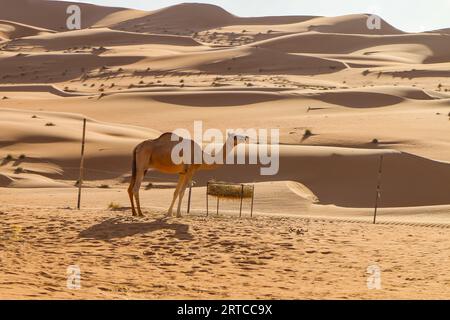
[
  {"x1": 6, "y1": 28, "x2": 201, "y2": 51},
  {"x1": 188, "y1": 146, "x2": 450, "y2": 208},
  {"x1": 0, "y1": 51, "x2": 142, "y2": 84},
  {"x1": 204, "y1": 14, "x2": 402, "y2": 39},
  {"x1": 373, "y1": 63, "x2": 450, "y2": 81},
  {"x1": 108, "y1": 3, "x2": 321, "y2": 36},
  {"x1": 197, "y1": 47, "x2": 347, "y2": 75},
  {"x1": 282, "y1": 14, "x2": 402, "y2": 35},
  {"x1": 0, "y1": 108, "x2": 159, "y2": 186},
  {"x1": 0, "y1": 1, "x2": 450, "y2": 300},
  {"x1": 2, "y1": 108, "x2": 449, "y2": 209},
  {"x1": 0, "y1": 85, "x2": 84, "y2": 97},
  {"x1": 0, "y1": 0, "x2": 127, "y2": 30},
  {"x1": 95, "y1": 85, "x2": 441, "y2": 108},
  {"x1": 110, "y1": 3, "x2": 236, "y2": 34},
  {"x1": 301, "y1": 86, "x2": 439, "y2": 108},
  {"x1": 0, "y1": 20, "x2": 54, "y2": 41},
  {"x1": 1, "y1": 207, "x2": 449, "y2": 299},
  {"x1": 253, "y1": 32, "x2": 450, "y2": 64}
]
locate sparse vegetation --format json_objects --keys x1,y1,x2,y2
[
  {"x1": 45, "y1": 122, "x2": 55, "y2": 127},
  {"x1": 4, "y1": 154, "x2": 13, "y2": 161},
  {"x1": 303, "y1": 129, "x2": 313, "y2": 139},
  {"x1": 18, "y1": 154, "x2": 26, "y2": 160},
  {"x1": 108, "y1": 202, "x2": 122, "y2": 211},
  {"x1": 372, "y1": 139, "x2": 379, "y2": 144},
  {"x1": 98, "y1": 184, "x2": 110, "y2": 189}
]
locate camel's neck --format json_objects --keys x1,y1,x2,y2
[{"x1": 200, "y1": 139, "x2": 234, "y2": 170}]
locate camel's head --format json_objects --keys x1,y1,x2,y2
[{"x1": 228, "y1": 132, "x2": 249, "y2": 147}]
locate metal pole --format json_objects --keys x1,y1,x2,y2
[
  {"x1": 239, "y1": 184, "x2": 244, "y2": 218},
  {"x1": 250, "y1": 185, "x2": 255, "y2": 218},
  {"x1": 77, "y1": 118, "x2": 87, "y2": 210},
  {"x1": 187, "y1": 181, "x2": 192, "y2": 214},
  {"x1": 216, "y1": 197, "x2": 219, "y2": 216},
  {"x1": 206, "y1": 182, "x2": 209, "y2": 217},
  {"x1": 373, "y1": 155, "x2": 384, "y2": 224}
]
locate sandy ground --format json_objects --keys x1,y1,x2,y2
[
  {"x1": 1, "y1": 205, "x2": 449, "y2": 300},
  {"x1": 1, "y1": 1, "x2": 449, "y2": 299}
]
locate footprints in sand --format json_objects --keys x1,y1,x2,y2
[{"x1": 1, "y1": 207, "x2": 450, "y2": 299}]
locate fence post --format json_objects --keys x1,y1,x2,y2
[
  {"x1": 373, "y1": 155, "x2": 384, "y2": 224},
  {"x1": 216, "y1": 197, "x2": 220, "y2": 216},
  {"x1": 77, "y1": 118, "x2": 87, "y2": 210},
  {"x1": 206, "y1": 182, "x2": 209, "y2": 217},
  {"x1": 239, "y1": 184, "x2": 244, "y2": 218}
]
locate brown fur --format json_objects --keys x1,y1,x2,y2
[{"x1": 128, "y1": 132, "x2": 245, "y2": 217}]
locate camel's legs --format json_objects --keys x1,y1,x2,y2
[
  {"x1": 168, "y1": 173, "x2": 186, "y2": 217},
  {"x1": 133, "y1": 170, "x2": 145, "y2": 217},
  {"x1": 176, "y1": 170, "x2": 195, "y2": 218},
  {"x1": 128, "y1": 177, "x2": 137, "y2": 216}
]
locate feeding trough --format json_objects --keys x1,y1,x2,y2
[{"x1": 206, "y1": 180, "x2": 255, "y2": 217}]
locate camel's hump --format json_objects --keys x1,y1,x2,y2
[{"x1": 156, "y1": 132, "x2": 181, "y2": 141}]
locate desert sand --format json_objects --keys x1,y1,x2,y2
[{"x1": 0, "y1": 1, "x2": 449, "y2": 299}]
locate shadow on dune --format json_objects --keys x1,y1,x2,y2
[
  {"x1": 312, "y1": 91, "x2": 404, "y2": 108},
  {"x1": 151, "y1": 91, "x2": 283, "y2": 107},
  {"x1": 79, "y1": 217, "x2": 193, "y2": 241},
  {"x1": 385, "y1": 70, "x2": 450, "y2": 79}
]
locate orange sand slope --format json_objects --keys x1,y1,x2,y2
[
  {"x1": 1, "y1": 108, "x2": 449, "y2": 212},
  {"x1": 1, "y1": 209, "x2": 450, "y2": 299},
  {"x1": 0, "y1": 1, "x2": 449, "y2": 221}
]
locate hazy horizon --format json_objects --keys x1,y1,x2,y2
[{"x1": 61, "y1": 0, "x2": 450, "y2": 32}]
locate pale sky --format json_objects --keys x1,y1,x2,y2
[{"x1": 67, "y1": 0, "x2": 450, "y2": 32}]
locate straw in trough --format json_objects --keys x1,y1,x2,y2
[{"x1": 208, "y1": 182, "x2": 253, "y2": 200}]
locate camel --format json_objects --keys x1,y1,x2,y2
[{"x1": 128, "y1": 132, "x2": 248, "y2": 217}]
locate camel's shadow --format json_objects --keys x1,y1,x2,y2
[{"x1": 79, "y1": 217, "x2": 193, "y2": 241}]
